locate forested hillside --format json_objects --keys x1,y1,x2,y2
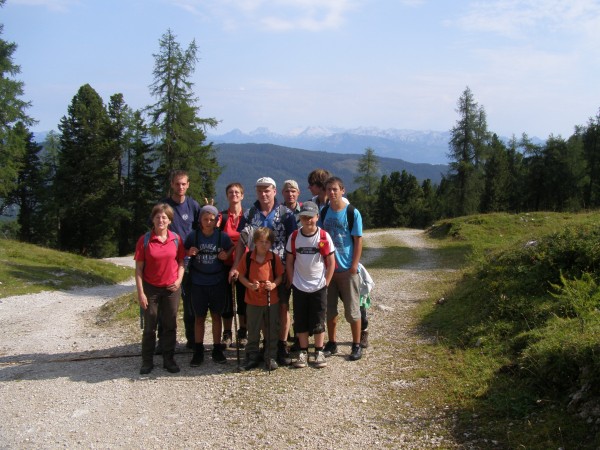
[{"x1": 213, "y1": 143, "x2": 447, "y2": 206}]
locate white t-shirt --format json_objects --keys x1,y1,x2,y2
[{"x1": 285, "y1": 226, "x2": 335, "y2": 293}]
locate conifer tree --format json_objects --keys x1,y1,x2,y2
[
  {"x1": 447, "y1": 87, "x2": 489, "y2": 216},
  {"x1": 147, "y1": 29, "x2": 220, "y2": 200},
  {"x1": 56, "y1": 84, "x2": 119, "y2": 256},
  {"x1": 0, "y1": 0, "x2": 34, "y2": 213}
]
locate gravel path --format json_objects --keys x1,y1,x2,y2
[{"x1": 0, "y1": 229, "x2": 460, "y2": 449}]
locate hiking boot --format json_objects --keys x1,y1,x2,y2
[
  {"x1": 313, "y1": 350, "x2": 327, "y2": 368},
  {"x1": 236, "y1": 328, "x2": 248, "y2": 349},
  {"x1": 221, "y1": 330, "x2": 233, "y2": 348},
  {"x1": 163, "y1": 354, "x2": 181, "y2": 373},
  {"x1": 349, "y1": 344, "x2": 362, "y2": 361},
  {"x1": 139, "y1": 362, "x2": 154, "y2": 375},
  {"x1": 277, "y1": 340, "x2": 291, "y2": 366},
  {"x1": 266, "y1": 358, "x2": 279, "y2": 371},
  {"x1": 360, "y1": 330, "x2": 369, "y2": 349},
  {"x1": 289, "y1": 337, "x2": 301, "y2": 354},
  {"x1": 293, "y1": 351, "x2": 308, "y2": 368},
  {"x1": 212, "y1": 345, "x2": 227, "y2": 364},
  {"x1": 323, "y1": 341, "x2": 338, "y2": 357},
  {"x1": 242, "y1": 355, "x2": 260, "y2": 371},
  {"x1": 190, "y1": 344, "x2": 204, "y2": 367}
]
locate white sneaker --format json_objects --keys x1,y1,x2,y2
[
  {"x1": 293, "y1": 351, "x2": 308, "y2": 368},
  {"x1": 313, "y1": 350, "x2": 327, "y2": 368}
]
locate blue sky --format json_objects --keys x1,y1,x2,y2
[{"x1": 4, "y1": 0, "x2": 600, "y2": 139}]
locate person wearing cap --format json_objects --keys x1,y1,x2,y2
[
  {"x1": 285, "y1": 201, "x2": 335, "y2": 369},
  {"x1": 229, "y1": 176, "x2": 297, "y2": 366},
  {"x1": 156, "y1": 170, "x2": 202, "y2": 352},
  {"x1": 184, "y1": 204, "x2": 234, "y2": 366}
]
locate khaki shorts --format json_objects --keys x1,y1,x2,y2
[{"x1": 326, "y1": 270, "x2": 361, "y2": 323}]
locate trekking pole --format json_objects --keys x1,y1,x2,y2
[
  {"x1": 139, "y1": 306, "x2": 144, "y2": 330},
  {"x1": 232, "y1": 278, "x2": 240, "y2": 371},
  {"x1": 265, "y1": 284, "x2": 271, "y2": 374}
]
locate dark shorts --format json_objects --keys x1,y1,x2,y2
[
  {"x1": 191, "y1": 280, "x2": 227, "y2": 317},
  {"x1": 292, "y1": 285, "x2": 326, "y2": 335}
]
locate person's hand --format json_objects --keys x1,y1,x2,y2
[
  {"x1": 166, "y1": 280, "x2": 181, "y2": 292},
  {"x1": 204, "y1": 197, "x2": 215, "y2": 205},
  {"x1": 250, "y1": 280, "x2": 260, "y2": 291},
  {"x1": 139, "y1": 293, "x2": 148, "y2": 310},
  {"x1": 228, "y1": 269, "x2": 239, "y2": 283},
  {"x1": 349, "y1": 265, "x2": 359, "y2": 275},
  {"x1": 217, "y1": 250, "x2": 228, "y2": 260},
  {"x1": 188, "y1": 246, "x2": 199, "y2": 257}
]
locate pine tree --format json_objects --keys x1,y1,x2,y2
[
  {"x1": 56, "y1": 84, "x2": 119, "y2": 256},
  {"x1": 583, "y1": 110, "x2": 600, "y2": 207},
  {"x1": 0, "y1": 0, "x2": 35, "y2": 213},
  {"x1": 447, "y1": 87, "x2": 490, "y2": 216},
  {"x1": 480, "y1": 134, "x2": 511, "y2": 213},
  {"x1": 146, "y1": 29, "x2": 220, "y2": 200}
]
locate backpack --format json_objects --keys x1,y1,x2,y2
[
  {"x1": 245, "y1": 250, "x2": 277, "y2": 281},
  {"x1": 320, "y1": 204, "x2": 355, "y2": 233},
  {"x1": 289, "y1": 228, "x2": 334, "y2": 268}
]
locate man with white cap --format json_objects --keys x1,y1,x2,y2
[{"x1": 229, "y1": 176, "x2": 297, "y2": 366}]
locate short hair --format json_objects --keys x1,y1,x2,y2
[
  {"x1": 307, "y1": 168, "x2": 332, "y2": 189},
  {"x1": 170, "y1": 170, "x2": 189, "y2": 183},
  {"x1": 151, "y1": 203, "x2": 174, "y2": 222},
  {"x1": 325, "y1": 176, "x2": 345, "y2": 191},
  {"x1": 253, "y1": 226, "x2": 274, "y2": 244},
  {"x1": 225, "y1": 182, "x2": 244, "y2": 196}
]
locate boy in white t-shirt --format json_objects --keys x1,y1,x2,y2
[{"x1": 285, "y1": 201, "x2": 335, "y2": 368}]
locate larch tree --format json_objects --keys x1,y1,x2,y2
[
  {"x1": 447, "y1": 86, "x2": 490, "y2": 217},
  {"x1": 146, "y1": 29, "x2": 220, "y2": 200}
]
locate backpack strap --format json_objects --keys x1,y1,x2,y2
[
  {"x1": 218, "y1": 210, "x2": 228, "y2": 231},
  {"x1": 245, "y1": 250, "x2": 277, "y2": 281},
  {"x1": 290, "y1": 229, "x2": 299, "y2": 257},
  {"x1": 320, "y1": 204, "x2": 355, "y2": 233}
]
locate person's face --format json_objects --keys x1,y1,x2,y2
[
  {"x1": 299, "y1": 214, "x2": 318, "y2": 229},
  {"x1": 282, "y1": 187, "x2": 299, "y2": 206},
  {"x1": 171, "y1": 176, "x2": 189, "y2": 197},
  {"x1": 308, "y1": 182, "x2": 321, "y2": 196},
  {"x1": 152, "y1": 212, "x2": 171, "y2": 232},
  {"x1": 255, "y1": 185, "x2": 276, "y2": 207},
  {"x1": 326, "y1": 182, "x2": 345, "y2": 202},
  {"x1": 200, "y1": 213, "x2": 217, "y2": 232},
  {"x1": 254, "y1": 237, "x2": 272, "y2": 255},
  {"x1": 227, "y1": 186, "x2": 244, "y2": 205}
]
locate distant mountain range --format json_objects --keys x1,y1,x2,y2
[{"x1": 208, "y1": 126, "x2": 452, "y2": 165}]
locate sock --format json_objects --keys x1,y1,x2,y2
[{"x1": 315, "y1": 346, "x2": 323, "y2": 352}]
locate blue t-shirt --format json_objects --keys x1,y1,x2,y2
[
  {"x1": 184, "y1": 229, "x2": 232, "y2": 285},
  {"x1": 319, "y1": 205, "x2": 363, "y2": 272},
  {"x1": 162, "y1": 196, "x2": 201, "y2": 241}
]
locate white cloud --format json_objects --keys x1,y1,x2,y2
[
  {"x1": 170, "y1": 0, "x2": 359, "y2": 31},
  {"x1": 456, "y1": 0, "x2": 600, "y2": 41},
  {"x1": 9, "y1": 0, "x2": 78, "y2": 12}
]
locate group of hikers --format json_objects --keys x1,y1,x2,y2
[{"x1": 133, "y1": 168, "x2": 370, "y2": 374}]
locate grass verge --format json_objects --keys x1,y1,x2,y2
[{"x1": 0, "y1": 238, "x2": 133, "y2": 298}]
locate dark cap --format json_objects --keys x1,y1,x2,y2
[{"x1": 298, "y1": 201, "x2": 319, "y2": 217}]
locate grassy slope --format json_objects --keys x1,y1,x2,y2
[
  {"x1": 0, "y1": 239, "x2": 133, "y2": 298},
  {"x1": 419, "y1": 211, "x2": 600, "y2": 449}
]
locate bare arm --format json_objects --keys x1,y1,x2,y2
[{"x1": 349, "y1": 235, "x2": 362, "y2": 274}]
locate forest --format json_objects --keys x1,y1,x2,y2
[{"x1": 1, "y1": 2, "x2": 600, "y2": 256}]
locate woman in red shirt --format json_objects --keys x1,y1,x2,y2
[
  {"x1": 218, "y1": 183, "x2": 248, "y2": 348},
  {"x1": 134, "y1": 203, "x2": 185, "y2": 375}
]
